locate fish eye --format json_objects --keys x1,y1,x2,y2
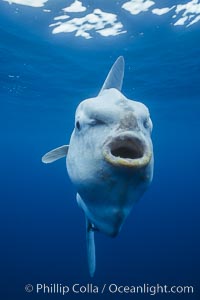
[
  {"x1": 143, "y1": 117, "x2": 150, "y2": 129},
  {"x1": 76, "y1": 121, "x2": 81, "y2": 130}
]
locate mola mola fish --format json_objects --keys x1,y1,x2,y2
[{"x1": 42, "y1": 57, "x2": 154, "y2": 277}]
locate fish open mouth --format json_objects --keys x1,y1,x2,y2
[{"x1": 103, "y1": 133, "x2": 152, "y2": 168}]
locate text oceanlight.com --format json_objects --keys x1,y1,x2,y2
[{"x1": 24, "y1": 283, "x2": 194, "y2": 296}]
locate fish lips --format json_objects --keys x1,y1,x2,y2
[{"x1": 103, "y1": 132, "x2": 152, "y2": 169}]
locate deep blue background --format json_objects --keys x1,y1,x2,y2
[{"x1": 1, "y1": 1, "x2": 200, "y2": 299}]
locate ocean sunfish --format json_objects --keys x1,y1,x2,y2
[{"x1": 42, "y1": 57, "x2": 154, "y2": 277}]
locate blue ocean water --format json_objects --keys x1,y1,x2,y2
[{"x1": 1, "y1": 1, "x2": 200, "y2": 299}]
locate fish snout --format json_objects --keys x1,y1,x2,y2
[{"x1": 103, "y1": 132, "x2": 152, "y2": 169}]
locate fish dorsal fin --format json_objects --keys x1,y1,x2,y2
[
  {"x1": 42, "y1": 145, "x2": 69, "y2": 164},
  {"x1": 98, "y1": 56, "x2": 125, "y2": 95}
]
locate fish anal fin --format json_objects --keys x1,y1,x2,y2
[{"x1": 86, "y1": 217, "x2": 96, "y2": 277}]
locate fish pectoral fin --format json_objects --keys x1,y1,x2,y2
[
  {"x1": 42, "y1": 145, "x2": 69, "y2": 164},
  {"x1": 98, "y1": 56, "x2": 124, "y2": 95},
  {"x1": 86, "y1": 216, "x2": 96, "y2": 278}
]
